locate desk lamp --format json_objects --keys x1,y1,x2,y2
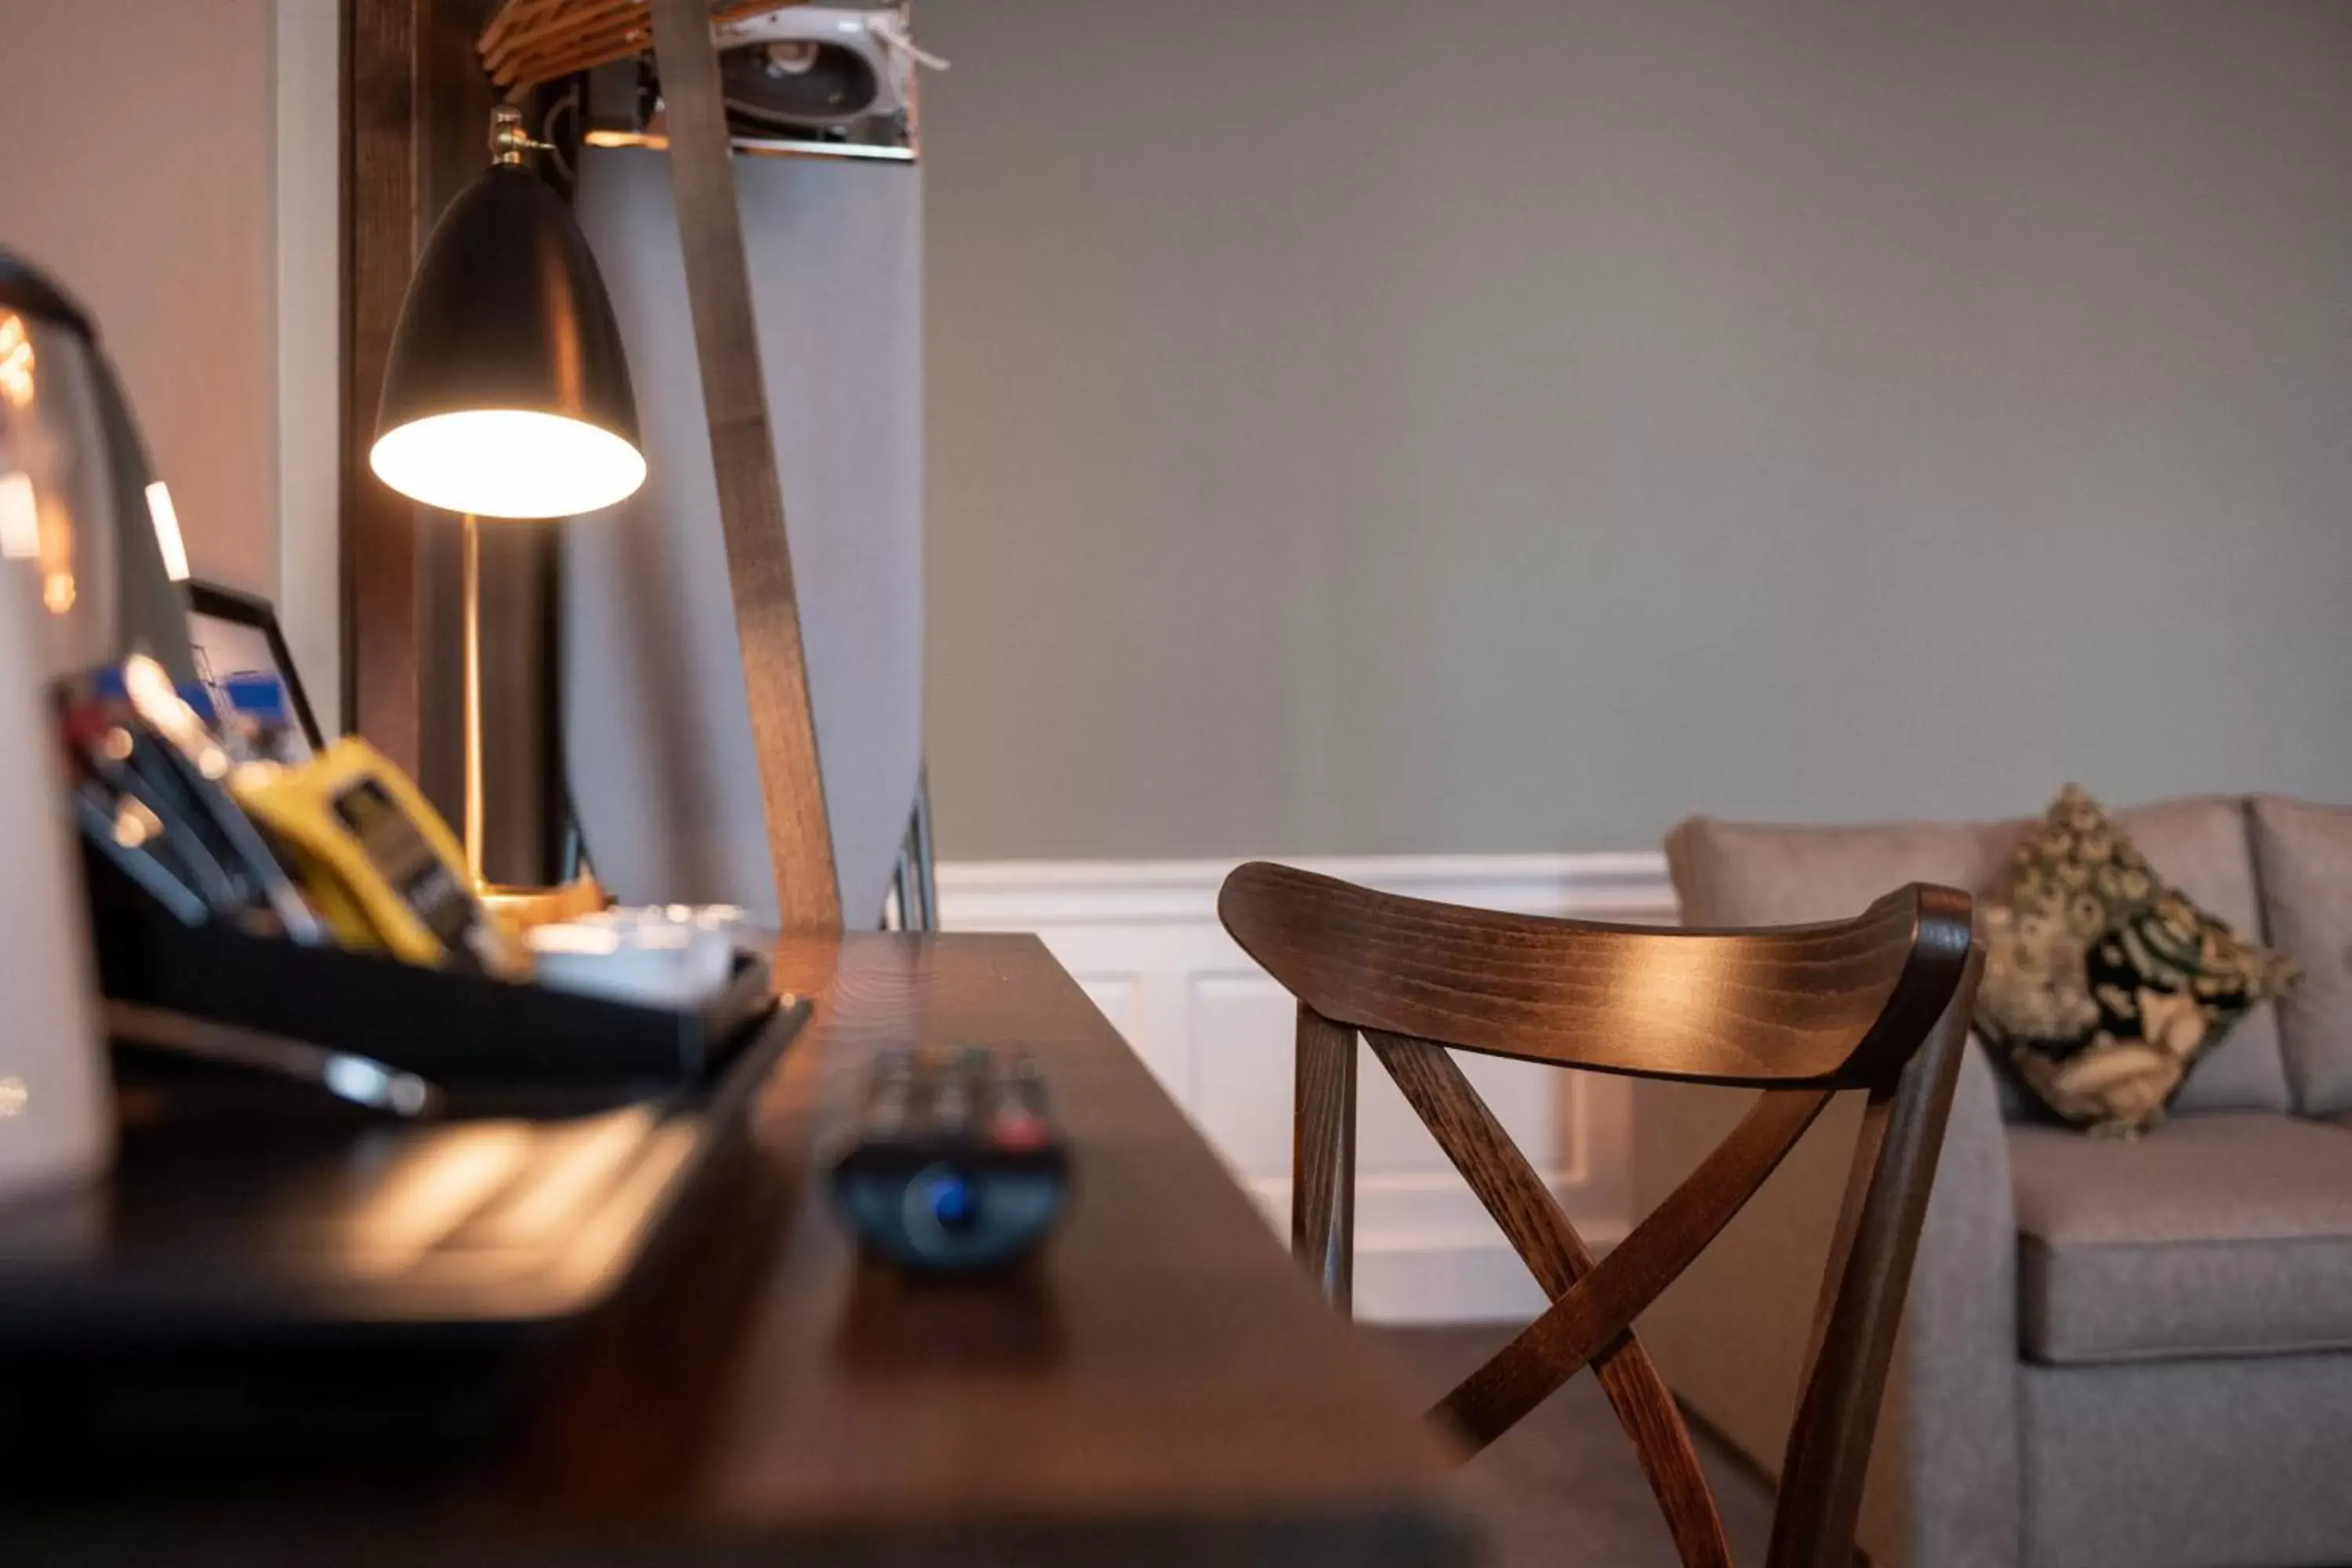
[{"x1": 370, "y1": 105, "x2": 644, "y2": 885}]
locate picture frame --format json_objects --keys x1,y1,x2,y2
[{"x1": 181, "y1": 580, "x2": 326, "y2": 755}]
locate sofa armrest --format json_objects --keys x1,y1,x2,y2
[
  {"x1": 1890, "y1": 1037, "x2": 2020, "y2": 1568},
  {"x1": 1630, "y1": 1041, "x2": 2020, "y2": 1568}
]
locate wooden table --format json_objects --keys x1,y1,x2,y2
[{"x1": 13, "y1": 935, "x2": 1475, "y2": 1566}]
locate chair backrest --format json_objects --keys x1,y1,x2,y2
[{"x1": 1218, "y1": 861, "x2": 1982, "y2": 1568}]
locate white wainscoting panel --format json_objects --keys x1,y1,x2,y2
[{"x1": 938, "y1": 854, "x2": 1675, "y2": 1323}]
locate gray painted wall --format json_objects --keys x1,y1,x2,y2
[{"x1": 920, "y1": 0, "x2": 2352, "y2": 861}]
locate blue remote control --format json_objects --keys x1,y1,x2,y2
[{"x1": 829, "y1": 1046, "x2": 1070, "y2": 1275}]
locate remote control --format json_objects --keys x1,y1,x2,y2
[{"x1": 829, "y1": 1046, "x2": 1070, "y2": 1275}]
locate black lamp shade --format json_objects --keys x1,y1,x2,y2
[{"x1": 370, "y1": 165, "x2": 644, "y2": 519}]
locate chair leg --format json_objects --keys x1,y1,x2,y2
[
  {"x1": 1367, "y1": 1031, "x2": 1732, "y2": 1566},
  {"x1": 1292, "y1": 1004, "x2": 1357, "y2": 1312}
]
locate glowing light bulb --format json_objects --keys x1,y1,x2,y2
[{"x1": 368, "y1": 411, "x2": 645, "y2": 519}]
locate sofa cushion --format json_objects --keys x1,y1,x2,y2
[
  {"x1": 2249, "y1": 797, "x2": 2352, "y2": 1116},
  {"x1": 1976, "y1": 786, "x2": 2299, "y2": 1135},
  {"x1": 1664, "y1": 799, "x2": 2292, "y2": 1115},
  {"x1": 2018, "y1": 1353, "x2": 2352, "y2": 1568},
  {"x1": 2013, "y1": 1113, "x2": 2352, "y2": 1363}
]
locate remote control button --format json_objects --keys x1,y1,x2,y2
[
  {"x1": 990, "y1": 1114, "x2": 1049, "y2": 1152},
  {"x1": 906, "y1": 1163, "x2": 984, "y2": 1240}
]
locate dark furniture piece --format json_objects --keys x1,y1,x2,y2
[
  {"x1": 1, "y1": 934, "x2": 1472, "y2": 1567},
  {"x1": 1219, "y1": 862, "x2": 1982, "y2": 1568}
]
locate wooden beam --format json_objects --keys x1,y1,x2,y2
[
  {"x1": 343, "y1": 0, "x2": 431, "y2": 776},
  {"x1": 648, "y1": 0, "x2": 841, "y2": 928},
  {"x1": 346, "y1": 0, "x2": 503, "y2": 833}
]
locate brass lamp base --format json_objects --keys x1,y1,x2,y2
[
  {"x1": 459, "y1": 512, "x2": 608, "y2": 937},
  {"x1": 480, "y1": 872, "x2": 609, "y2": 935}
]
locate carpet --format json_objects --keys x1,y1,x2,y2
[{"x1": 1371, "y1": 1323, "x2": 1777, "y2": 1568}]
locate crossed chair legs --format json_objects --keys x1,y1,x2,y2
[{"x1": 1296, "y1": 1018, "x2": 1848, "y2": 1568}]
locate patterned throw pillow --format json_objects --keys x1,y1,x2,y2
[{"x1": 1976, "y1": 785, "x2": 2299, "y2": 1136}]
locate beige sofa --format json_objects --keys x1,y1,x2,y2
[{"x1": 1638, "y1": 796, "x2": 2352, "y2": 1568}]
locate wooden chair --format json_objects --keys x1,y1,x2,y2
[{"x1": 1218, "y1": 862, "x2": 1983, "y2": 1568}]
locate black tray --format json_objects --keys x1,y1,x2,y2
[
  {"x1": 0, "y1": 1003, "x2": 806, "y2": 1343},
  {"x1": 84, "y1": 851, "x2": 780, "y2": 1084}
]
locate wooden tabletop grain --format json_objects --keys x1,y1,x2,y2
[{"x1": 15, "y1": 935, "x2": 1475, "y2": 1566}]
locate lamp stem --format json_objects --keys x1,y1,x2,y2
[{"x1": 462, "y1": 510, "x2": 485, "y2": 887}]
